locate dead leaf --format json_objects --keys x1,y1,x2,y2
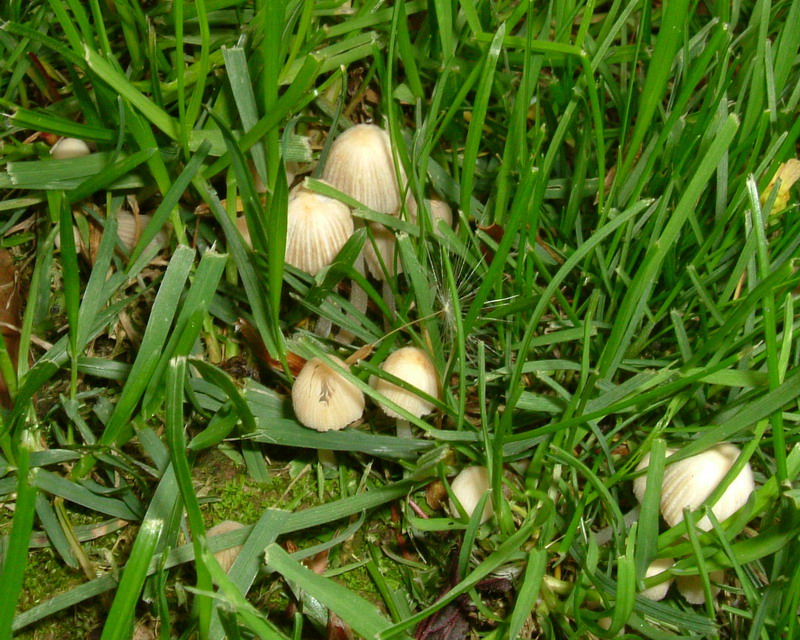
[
  {"x1": 0, "y1": 249, "x2": 22, "y2": 408},
  {"x1": 762, "y1": 159, "x2": 800, "y2": 215},
  {"x1": 327, "y1": 613, "x2": 354, "y2": 640}
]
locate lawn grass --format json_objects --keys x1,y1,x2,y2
[{"x1": 1, "y1": 0, "x2": 800, "y2": 638}]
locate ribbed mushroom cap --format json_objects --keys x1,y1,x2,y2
[
  {"x1": 369, "y1": 346, "x2": 439, "y2": 419},
  {"x1": 640, "y1": 558, "x2": 674, "y2": 601},
  {"x1": 633, "y1": 443, "x2": 754, "y2": 531},
  {"x1": 321, "y1": 124, "x2": 403, "y2": 214},
  {"x1": 51, "y1": 137, "x2": 91, "y2": 160},
  {"x1": 285, "y1": 188, "x2": 354, "y2": 275},
  {"x1": 448, "y1": 466, "x2": 494, "y2": 523},
  {"x1": 117, "y1": 212, "x2": 168, "y2": 254},
  {"x1": 292, "y1": 356, "x2": 365, "y2": 432}
]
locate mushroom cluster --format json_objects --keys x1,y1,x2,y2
[
  {"x1": 291, "y1": 345, "x2": 440, "y2": 439},
  {"x1": 632, "y1": 442, "x2": 755, "y2": 604}
]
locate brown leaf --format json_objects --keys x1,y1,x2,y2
[
  {"x1": 327, "y1": 613, "x2": 355, "y2": 640},
  {"x1": 477, "y1": 223, "x2": 504, "y2": 265},
  {"x1": 415, "y1": 595, "x2": 471, "y2": 640},
  {"x1": 0, "y1": 250, "x2": 22, "y2": 409},
  {"x1": 237, "y1": 319, "x2": 306, "y2": 376}
]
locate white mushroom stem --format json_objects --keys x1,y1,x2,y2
[
  {"x1": 594, "y1": 505, "x2": 640, "y2": 546},
  {"x1": 395, "y1": 418, "x2": 412, "y2": 439},
  {"x1": 336, "y1": 253, "x2": 368, "y2": 345},
  {"x1": 315, "y1": 316, "x2": 333, "y2": 339},
  {"x1": 382, "y1": 280, "x2": 396, "y2": 326}
]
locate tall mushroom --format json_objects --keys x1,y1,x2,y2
[{"x1": 321, "y1": 124, "x2": 405, "y2": 340}]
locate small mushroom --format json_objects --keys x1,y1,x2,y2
[
  {"x1": 285, "y1": 185, "x2": 354, "y2": 276},
  {"x1": 448, "y1": 466, "x2": 493, "y2": 523},
  {"x1": 364, "y1": 198, "x2": 453, "y2": 280},
  {"x1": 207, "y1": 520, "x2": 245, "y2": 573},
  {"x1": 633, "y1": 443, "x2": 755, "y2": 531},
  {"x1": 321, "y1": 124, "x2": 403, "y2": 215},
  {"x1": 675, "y1": 571, "x2": 725, "y2": 605},
  {"x1": 292, "y1": 356, "x2": 364, "y2": 432},
  {"x1": 370, "y1": 346, "x2": 439, "y2": 437},
  {"x1": 50, "y1": 137, "x2": 91, "y2": 160},
  {"x1": 640, "y1": 557, "x2": 674, "y2": 601}
]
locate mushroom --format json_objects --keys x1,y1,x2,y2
[
  {"x1": 364, "y1": 198, "x2": 453, "y2": 280},
  {"x1": 321, "y1": 124, "x2": 403, "y2": 214},
  {"x1": 55, "y1": 211, "x2": 168, "y2": 263},
  {"x1": 285, "y1": 185, "x2": 354, "y2": 276},
  {"x1": 675, "y1": 571, "x2": 725, "y2": 605},
  {"x1": 207, "y1": 520, "x2": 245, "y2": 573},
  {"x1": 640, "y1": 557, "x2": 674, "y2": 601},
  {"x1": 50, "y1": 137, "x2": 91, "y2": 160},
  {"x1": 292, "y1": 356, "x2": 364, "y2": 432},
  {"x1": 448, "y1": 466, "x2": 493, "y2": 523},
  {"x1": 369, "y1": 346, "x2": 439, "y2": 438},
  {"x1": 633, "y1": 443, "x2": 755, "y2": 531}
]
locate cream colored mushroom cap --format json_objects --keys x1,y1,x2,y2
[
  {"x1": 676, "y1": 571, "x2": 724, "y2": 604},
  {"x1": 370, "y1": 346, "x2": 439, "y2": 419},
  {"x1": 51, "y1": 137, "x2": 91, "y2": 160},
  {"x1": 285, "y1": 189, "x2": 354, "y2": 275},
  {"x1": 321, "y1": 124, "x2": 403, "y2": 214},
  {"x1": 640, "y1": 557, "x2": 674, "y2": 601},
  {"x1": 448, "y1": 466, "x2": 493, "y2": 523},
  {"x1": 633, "y1": 443, "x2": 754, "y2": 531},
  {"x1": 117, "y1": 212, "x2": 168, "y2": 254},
  {"x1": 207, "y1": 520, "x2": 245, "y2": 573},
  {"x1": 292, "y1": 356, "x2": 365, "y2": 432},
  {"x1": 406, "y1": 198, "x2": 453, "y2": 229}
]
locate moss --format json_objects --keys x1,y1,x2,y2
[{"x1": 15, "y1": 548, "x2": 104, "y2": 640}]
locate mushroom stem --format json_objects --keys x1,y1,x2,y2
[
  {"x1": 382, "y1": 280, "x2": 396, "y2": 326},
  {"x1": 594, "y1": 505, "x2": 640, "y2": 546},
  {"x1": 396, "y1": 419, "x2": 412, "y2": 439},
  {"x1": 315, "y1": 316, "x2": 333, "y2": 339},
  {"x1": 336, "y1": 253, "x2": 368, "y2": 345},
  {"x1": 318, "y1": 448, "x2": 337, "y2": 469}
]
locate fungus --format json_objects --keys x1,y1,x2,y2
[
  {"x1": 207, "y1": 520, "x2": 245, "y2": 573},
  {"x1": 640, "y1": 558, "x2": 674, "y2": 601},
  {"x1": 448, "y1": 466, "x2": 493, "y2": 523},
  {"x1": 633, "y1": 443, "x2": 755, "y2": 531},
  {"x1": 675, "y1": 571, "x2": 725, "y2": 605},
  {"x1": 292, "y1": 356, "x2": 364, "y2": 432},
  {"x1": 50, "y1": 137, "x2": 91, "y2": 160},
  {"x1": 321, "y1": 124, "x2": 403, "y2": 214},
  {"x1": 370, "y1": 346, "x2": 438, "y2": 437},
  {"x1": 285, "y1": 185, "x2": 354, "y2": 276}
]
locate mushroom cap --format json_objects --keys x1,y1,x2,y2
[
  {"x1": 321, "y1": 124, "x2": 404, "y2": 215},
  {"x1": 285, "y1": 188, "x2": 354, "y2": 275},
  {"x1": 640, "y1": 558, "x2": 674, "y2": 601},
  {"x1": 369, "y1": 346, "x2": 439, "y2": 419},
  {"x1": 676, "y1": 571, "x2": 724, "y2": 605},
  {"x1": 633, "y1": 443, "x2": 754, "y2": 531},
  {"x1": 207, "y1": 520, "x2": 245, "y2": 573},
  {"x1": 292, "y1": 356, "x2": 365, "y2": 432},
  {"x1": 117, "y1": 212, "x2": 168, "y2": 254},
  {"x1": 406, "y1": 198, "x2": 453, "y2": 229},
  {"x1": 448, "y1": 466, "x2": 494, "y2": 523},
  {"x1": 51, "y1": 137, "x2": 91, "y2": 160}
]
